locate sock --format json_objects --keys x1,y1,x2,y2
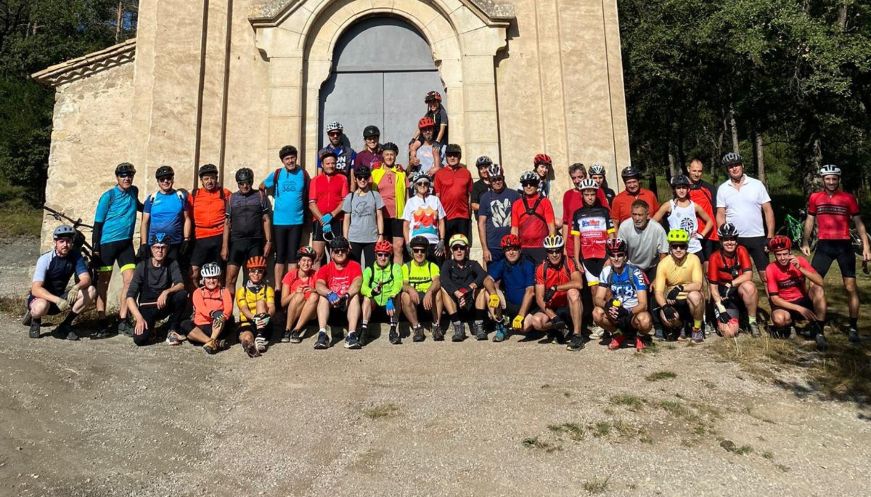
[
  {"x1": 33, "y1": 318, "x2": 41, "y2": 325},
  {"x1": 474, "y1": 308, "x2": 487, "y2": 321},
  {"x1": 815, "y1": 320, "x2": 826, "y2": 334},
  {"x1": 62, "y1": 311, "x2": 79, "y2": 326},
  {"x1": 319, "y1": 327, "x2": 327, "y2": 334},
  {"x1": 361, "y1": 320, "x2": 368, "y2": 326},
  {"x1": 748, "y1": 315, "x2": 757, "y2": 325},
  {"x1": 449, "y1": 312, "x2": 459, "y2": 322},
  {"x1": 850, "y1": 318, "x2": 858, "y2": 330},
  {"x1": 693, "y1": 319, "x2": 702, "y2": 330},
  {"x1": 99, "y1": 317, "x2": 108, "y2": 329}
]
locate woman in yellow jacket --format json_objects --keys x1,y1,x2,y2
[{"x1": 372, "y1": 142, "x2": 408, "y2": 264}]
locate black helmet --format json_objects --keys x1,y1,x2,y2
[
  {"x1": 363, "y1": 125, "x2": 380, "y2": 139},
  {"x1": 409, "y1": 236, "x2": 429, "y2": 249},
  {"x1": 279, "y1": 145, "x2": 298, "y2": 160},
  {"x1": 621, "y1": 167, "x2": 641, "y2": 180},
  {"x1": 718, "y1": 223, "x2": 739, "y2": 239},
  {"x1": 235, "y1": 168, "x2": 254, "y2": 184},
  {"x1": 670, "y1": 174, "x2": 690, "y2": 187},
  {"x1": 355, "y1": 165, "x2": 372, "y2": 179},
  {"x1": 198, "y1": 163, "x2": 218, "y2": 177},
  {"x1": 721, "y1": 152, "x2": 743, "y2": 168},
  {"x1": 115, "y1": 162, "x2": 136, "y2": 176},
  {"x1": 476, "y1": 156, "x2": 493, "y2": 168},
  {"x1": 154, "y1": 165, "x2": 174, "y2": 179},
  {"x1": 445, "y1": 144, "x2": 462, "y2": 157},
  {"x1": 382, "y1": 142, "x2": 399, "y2": 154},
  {"x1": 330, "y1": 235, "x2": 351, "y2": 251}
]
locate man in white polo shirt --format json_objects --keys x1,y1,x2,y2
[{"x1": 715, "y1": 152, "x2": 775, "y2": 282}]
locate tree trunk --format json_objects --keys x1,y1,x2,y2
[
  {"x1": 755, "y1": 131, "x2": 766, "y2": 185},
  {"x1": 729, "y1": 105, "x2": 740, "y2": 152},
  {"x1": 837, "y1": 2, "x2": 848, "y2": 30},
  {"x1": 115, "y1": 2, "x2": 123, "y2": 42}
]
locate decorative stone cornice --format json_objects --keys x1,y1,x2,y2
[
  {"x1": 31, "y1": 38, "x2": 136, "y2": 88},
  {"x1": 249, "y1": 0, "x2": 514, "y2": 27}
]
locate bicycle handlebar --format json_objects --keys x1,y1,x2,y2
[{"x1": 43, "y1": 205, "x2": 93, "y2": 230}]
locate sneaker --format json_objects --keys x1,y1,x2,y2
[
  {"x1": 566, "y1": 334, "x2": 585, "y2": 351},
  {"x1": 52, "y1": 323, "x2": 78, "y2": 341},
  {"x1": 281, "y1": 330, "x2": 292, "y2": 343},
  {"x1": 345, "y1": 332, "x2": 362, "y2": 349},
  {"x1": 848, "y1": 327, "x2": 860, "y2": 344},
  {"x1": 677, "y1": 329, "x2": 688, "y2": 341},
  {"x1": 432, "y1": 325, "x2": 445, "y2": 342},
  {"x1": 243, "y1": 341, "x2": 260, "y2": 358},
  {"x1": 29, "y1": 321, "x2": 41, "y2": 339},
  {"x1": 608, "y1": 334, "x2": 626, "y2": 350},
  {"x1": 117, "y1": 318, "x2": 134, "y2": 337},
  {"x1": 92, "y1": 323, "x2": 115, "y2": 339},
  {"x1": 22, "y1": 311, "x2": 32, "y2": 326},
  {"x1": 165, "y1": 331, "x2": 185, "y2": 346},
  {"x1": 635, "y1": 336, "x2": 646, "y2": 352},
  {"x1": 588, "y1": 325, "x2": 605, "y2": 339},
  {"x1": 314, "y1": 331, "x2": 329, "y2": 349},
  {"x1": 815, "y1": 333, "x2": 828, "y2": 352},
  {"x1": 255, "y1": 335, "x2": 269, "y2": 352},
  {"x1": 359, "y1": 324, "x2": 369, "y2": 346},
  {"x1": 289, "y1": 329, "x2": 303, "y2": 344},
  {"x1": 691, "y1": 328, "x2": 704, "y2": 343},
  {"x1": 473, "y1": 321, "x2": 487, "y2": 341},
  {"x1": 749, "y1": 322, "x2": 761, "y2": 338},
  {"x1": 389, "y1": 327, "x2": 401, "y2": 345},
  {"x1": 653, "y1": 326, "x2": 665, "y2": 341},
  {"x1": 203, "y1": 340, "x2": 219, "y2": 355},
  {"x1": 451, "y1": 322, "x2": 466, "y2": 342},
  {"x1": 493, "y1": 322, "x2": 508, "y2": 342},
  {"x1": 412, "y1": 325, "x2": 425, "y2": 342}
]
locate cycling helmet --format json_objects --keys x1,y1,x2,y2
[
  {"x1": 412, "y1": 171, "x2": 432, "y2": 184},
  {"x1": 534, "y1": 153, "x2": 552, "y2": 166},
  {"x1": 246, "y1": 256, "x2": 267, "y2": 270},
  {"x1": 409, "y1": 236, "x2": 429, "y2": 249},
  {"x1": 500, "y1": 234, "x2": 521, "y2": 249},
  {"x1": 354, "y1": 165, "x2": 371, "y2": 179},
  {"x1": 375, "y1": 240, "x2": 393, "y2": 253},
  {"x1": 155, "y1": 165, "x2": 174, "y2": 179},
  {"x1": 363, "y1": 125, "x2": 380, "y2": 138},
  {"x1": 382, "y1": 142, "x2": 399, "y2": 154},
  {"x1": 621, "y1": 167, "x2": 641, "y2": 180},
  {"x1": 519, "y1": 170, "x2": 540, "y2": 184},
  {"x1": 445, "y1": 144, "x2": 462, "y2": 156},
  {"x1": 201, "y1": 262, "x2": 222, "y2": 278},
  {"x1": 721, "y1": 152, "x2": 743, "y2": 168},
  {"x1": 418, "y1": 116, "x2": 435, "y2": 129},
  {"x1": 235, "y1": 167, "x2": 254, "y2": 184},
  {"x1": 819, "y1": 164, "x2": 841, "y2": 177},
  {"x1": 330, "y1": 236, "x2": 351, "y2": 251},
  {"x1": 149, "y1": 232, "x2": 168, "y2": 246},
  {"x1": 670, "y1": 174, "x2": 691, "y2": 187},
  {"x1": 717, "y1": 223, "x2": 739, "y2": 239},
  {"x1": 326, "y1": 121, "x2": 343, "y2": 133},
  {"x1": 296, "y1": 246, "x2": 316, "y2": 260},
  {"x1": 115, "y1": 162, "x2": 136, "y2": 176},
  {"x1": 606, "y1": 238, "x2": 627, "y2": 254},
  {"x1": 768, "y1": 235, "x2": 792, "y2": 252},
  {"x1": 424, "y1": 90, "x2": 442, "y2": 103},
  {"x1": 198, "y1": 163, "x2": 218, "y2": 177},
  {"x1": 449, "y1": 234, "x2": 469, "y2": 247},
  {"x1": 579, "y1": 178, "x2": 599, "y2": 191},
  {"x1": 543, "y1": 235, "x2": 565, "y2": 250},
  {"x1": 52, "y1": 225, "x2": 75, "y2": 240},
  {"x1": 476, "y1": 156, "x2": 493, "y2": 168},
  {"x1": 589, "y1": 163, "x2": 606, "y2": 176},
  {"x1": 487, "y1": 163, "x2": 503, "y2": 178},
  {"x1": 667, "y1": 229, "x2": 690, "y2": 244},
  {"x1": 279, "y1": 145, "x2": 297, "y2": 159}
]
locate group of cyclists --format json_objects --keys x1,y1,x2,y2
[{"x1": 25, "y1": 92, "x2": 870, "y2": 356}]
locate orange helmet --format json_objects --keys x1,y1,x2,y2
[
  {"x1": 418, "y1": 116, "x2": 435, "y2": 130},
  {"x1": 375, "y1": 240, "x2": 393, "y2": 254},
  {"x1": 246, "y1": 256, "x2": 267, "y2": 270}
]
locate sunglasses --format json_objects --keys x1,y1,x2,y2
[
  {"x1": 504, "y1": 246, "x2": 520, "y2": 252},
  {"x1": 365, "y1": 136, "x2": 379, "y2": 141},
  {"x1": 158, "y1": 176, "x2": 174, "y2": 182},
  {"x1": 670, "y1": 244, "x2": 688, "y2": 250},
  {"x1": 451, "y1": 245, "x2": 466, "y2": 251},
  {"x1": 333, "y1": 249, "x2": 348, "y2": 254},
  {"x1": 356, "y1": 176, "x2": 370, "y2": 181},
  {"x1": 412, "y1": 248, "x2": 427, "y2": 254},
  {"x1": 249, "y1": 268, "x2": 264, "y2": 274},
  {"x1": 491, "y1": 176, "x2": 504, "y2": 182},
  {"x1": 118, "y1": 173, "x2": 135, "y2": 179},
  {"x1": 416, "y1": 181, "x2": 430, "y2": 187},
  {"x1": 521, "y1": 181, "x2": 539, "y2": 187},
  {"x1": 446, "y1": 153, "x2": 461, "y2": 158},
  {"x1": 546, "y1": 249, "x2": 562, "y2": 254},
  {"x1": 328, "y1": 131, "x2": 341, "y2": 137},
  {"x1": 376, "y1": 252, "x2": 391, "y2": 258}
]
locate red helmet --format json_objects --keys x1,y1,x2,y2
[
  {"x1": 424, "y1": 91, "x2": 442, "y2": 103},
  {"x1": 768, "y1": 235, "x2": 792, "y2": 253},
  {"x1": 296, "y1": 246, "x2": 316, "y2": 260},
  {"x1": 534, "y1": 153, "x2": 552, "y2": 166},
  {"x1": 500, "y1": 234, "x2": 521, "y2": 249},
  {"x1": 375, "y1": 240, "x2": 393, "y2": 254},
  {"x1": 605, "y1": 238, "x2": 627, "y2": 255},
  {"x1": 246, "y1": 256, "x2": 267, "y2": 270},
  {"x1": 418, "y1": 116, "x2": 435, "y2": 130}
]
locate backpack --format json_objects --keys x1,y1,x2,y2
[{"x1": 271, "y1": 167, "x2": 310, "y2": 198}]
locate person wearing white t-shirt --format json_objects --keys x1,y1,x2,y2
[
  {"x1": 715, "y1": 152, "x2": 775, "y2": 282},
  {"x1": 403, "y1": 172, "x2": 447, "y2": 263}
]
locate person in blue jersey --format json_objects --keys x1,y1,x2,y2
[
  {"x1": 26, "y1": 225, "x2": 96, "y2": 340},
  {"x1": 139, "y1": 165, "x2": 191, "y2": 265},
  {"x1": 317, "y1": 121, "x2": 357, "y2": 179},
  {"x1": 92, "y1": 162, "x2": 143, "y2": 338},
  {"x1": 260, "y1": 145, "x2": 309, "y2": 301},
  {"x1": 485, "y1": 234, "x2": 537, "y2": 342}
]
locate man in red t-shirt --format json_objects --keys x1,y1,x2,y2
[
  {"x1": 313, "y1": 236, "x2": 363, "y2": 350},
  {"x1": 511, "y1": 171, "x2": 556, "y2": 264},
  {"x1": 434, "y1": 143, "x2": 473, "y2": 242},
  {"x1": 801, "y1": 164, "x2": 870, "y2": 342},
  {"x1": 687, "y1": 159, "x2": 719, "y2": 266},
  {"x1": 309, "y1": 151, "x2": 349, "y2": 266},
  {"x1": 188, "y1": 163, "x2": 232, "y2": 285},
  {"x1": 529, "y1": 234, "x2": 584, "y2": 351},
  {"x1": 611, "y1": 167, "x2": 659, "y2": 226},
  {"x1": 765, "y1": 235, "x2": 828, "y2": 350},
  {"x1": 707, "y1": 223, "x2": 758, "y2": 337}
]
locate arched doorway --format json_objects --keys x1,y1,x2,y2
[{"x1": 319, "y1": 16, "x2": 444, "y2": 151}]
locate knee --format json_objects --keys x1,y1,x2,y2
[
  {"x1": 567, "y1": 289, "x2": 580, "y2": 302},
  {"x1": 84, "y1": 285, "x2": 97, "y2": 301},
  {"x1": 771, "y1": 311, "x2": 791, "y2": 327},
  {"x1": 740, "y1": 281, "x2": 757, "y2": 298},
  {"x1": 635, "y1": 313, "x2": 652, "y2": 331},
  {"x1": 30, "y1": 299, "x2": 49, "y2": 318},
  {"x1": 133, "y1": 332, "x2": 151, "y2": 347},
  {"x1": 592, "y1": 307, "x2": 605, "y2": 322},
  {"x1": 687, "y1": 291, "x2": 703, "y2": 306}
]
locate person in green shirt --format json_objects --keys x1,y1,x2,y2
[
  {"x1": 400, "y1": 236, "x2": 443, "y2": 342},
  {"x1": 361, "y1": 240, "x2": 405, "y2": 344}
]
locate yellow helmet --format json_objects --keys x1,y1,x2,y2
[
  {"x1": 448, "y1": 233, "x2": 469, "y2": 247},
  {"x1": 667, "y1": 229, "x2": 690, "y2": 244}
]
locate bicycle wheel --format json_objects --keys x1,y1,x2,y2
[{"x1": 851, "y1": 229, "x2": 870, "y2": 256}]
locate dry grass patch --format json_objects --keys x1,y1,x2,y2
[
  {"x1": 521, "y1": 436, "x2": 561, "y2": 453},
  {"x1": 362, "y1": 403, "x2": 399, "y2": 419},
  {"x1": 609, "y1": 393, "x2": 646, "y2": 411},
  {"x1": 645, "y1": 371, "x2": 677, "y2": 382},
  {"x1": 547, "y1": 422, "x2": 585, "y2": 441},
  {"x1": 582, "y1": 476, "x2": 610, "y2": 494}
]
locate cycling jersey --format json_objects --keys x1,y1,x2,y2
[
  {"x1": 236, "y1": 283, "x2": 275, "y2": 322},
  {"x1": 707, "y1": 246, "x2": 752, "y2": 284},
  {"x1": 666, "y1": 199, "x2": 701, "y2": 253},
  {"x1": 402, "y1": 261, "x2": 440, "y2": 292},
  {"x1": 653, "y1": 254, "x2": 703, "y2": 296},
  {"x1": 610, "y1": 189, "x2": 659, "y2": 225},
  {"x1": 488, "y1": 257, "x2": 535, "y2": 306},
  {"x1": 415, "y1": 142, "x2": 441, "y2": 174},
  {"x1": 262, "y1": 167, "x2": 309, "y2": 226},
  {"x1": 126, "y1": 258, "x2": 183, "y2": 303},
  {"x1": 562, "y1": 189, "x2": 610, "y2": 258},
  {"x1": 403, "y1": 195, "x2": 446, "y2": 244},
  {"x1": 471, "y1": 179, "x2": 489, "y2": 217},
  {"x1": 571, "y1": 204, "x2": 614, "y2": 260},
  {"x1": 226, "y1": 190, "x2": 270, "y2": 240},
  {"x1": 32, "y1": 250, "x2": 88, "y2": 297},
  {"x1": 479, "y1": 188, "x2": 520, "y2": 254},
  {"x1": 807, "y1": 190, "x2": 859, "y2": 240},
  {"x1": 143, "y1": 189, "x2": 186, "y2": 244},
  {"x1": 439, "y1": 259, "x2": 487, "y2": 296},
  {"x1": 191, "y1": 286, "x2": 233, "y2": 326},
  {"x1": 356, "y1": 148, "x2": 383, "y2": 170},
  {"x1": 535, "y1": 257, "x2": 579, "y2": 308},
  {"x1": 511, "y1": 193, "x2": 555, "y2": 248},
  {"x1": 689, "y1": 180, "x2": 718, "y2": 241},
  {"x1": 765, "y1": 256, "x2": 813, "y2": 302},
  {"x1": 317, "y1": 144, "x2": 356, "y2": 176},
  {"x1": 316, "y1": 260, "x2": 362, "y2": 296},
  {"x1": 309, "y1": 173, "x2": 348, "y2": 220},
  {"x1": 588, "y1": 264, "x2": 647, "y2": 310},
  {"x1": 282, "y1": 268, "x2": 316, "y2": 299},
  {"x1": 188, "y1": 187, "x2": 232, "y2": 239},
  {"x1": 372, "y1": 166, "x2": 407, "y2": 219},
  {"x1": 95, "y1": 185, "x2": 140, "y2": 244},
  {"x1": 434, "y1": 165, "x2": 472, "y2": 220},
  {"x1": 361, "y1": 263, "x2": 404, "y2": 306}
]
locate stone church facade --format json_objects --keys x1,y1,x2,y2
[{"x1": 33, "y1": 0, "x2": 630, "y2": 242}]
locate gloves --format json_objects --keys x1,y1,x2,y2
[
  {"x1": 64, "y1": 288, "x2": 80, "y2": 307},
  {"x1": 488, "y1": 294, "x2": 500, "y2": 309},
  {"x1": 181, "y1": 239, "x2": 192, "y2": 256},
  {"x1": 371, "y1": 283, "x2": 382, "y2": 296},
  {"x1": 385, "y1": 299, "x2": 395, "y2": 312},
  {"x1": 321, "y1": 213, "x2": 333, "y2": 225},
  {"x1": 56, "y1": 298, "x2": 70, "y2": 312},
  {"x1": 322, "y1": 222, "x2": 332, "y2": 234},
  {"x1": 210, "y1": 310, "x2": 225, "y2": 327},
  {"x1": 718, "y1": 311, "x2": 732, "y2": 325},
  {"x1": 137, "y1": 244, "x2": 149, "y2": 260},
  {"x1": 434, "y1": 240, "x2": 445, "y2": 257},
  {"x1": 327, "y1": 292, "x2": 340, "y2": 305},
  {"x1": 667, "y1": 285, "x2": 683, "y2": 301},
  {"x1": 615, "y1": 306, "x2": 632, "y2": 329},
  {"x1": 512, "y1": 315, "x2": 524, "y2": 330},
  {"x1": 543, "y1": 286, "x2": 557, "y2": 303},
  {"x1": 662, "y1": 305, "x2": 678, "y2": 321},
  {"x1": 253, "y1": 313, "x2": 270, "y2": 329}
]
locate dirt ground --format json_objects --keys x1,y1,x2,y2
[{"x1": 1, "y1": 237, "x2": 869, "y2": 497}]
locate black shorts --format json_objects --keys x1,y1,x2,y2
[
  {"x1": 228, "y1": 238, "x2": 263, "y2": 266},
  {"x1": 701, "y1": 239, "x2": 718, "y2": 262},
  {"x1": 96, "y1": 239, "x2": 136, "y2": 272},
  {"x1": 383, "y1": 218, "x2": 405, "y2": 240},
  {"x1": 26, "y1": 293, "x2": 61, "y2": 315},
  {"x1": 774, "y1": 296, "x2": 814, "y2": 323},
  {"x1": 812, "y1": 239, "x2": 855, "y2": 278},
  {"x1": 738, "y1": 236, "x2": 769, "y2": 273},
  {"x1": 504, "y1": 300, "x2": 538, "y2": 317},
  {"x1": 190, "y1": 235, "x2": 223, "y2": 268},
  {"x1": 312, "y1": 217, "x2": 344, "y2": 243},
  {"x1": 663, "y1": 301, "x2": 693, "y2": 328},
  {"x1": 274, "y1": 225, "x2": 304, "y2": 264},
  {"x1": 236, "y1": 320, "x2": 268, "y2": 337},
  {"x1": 582, "y1": 258, "x2": 606, "y2": 279},
  {"x1": 444, "y1": 218, "x2": 471, "y2": 241}
]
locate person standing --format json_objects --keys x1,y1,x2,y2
[
  {"x1": 342, "y1": 165, "x2": 385, "y2": 266},
  {"x1": 470, "y1": 155, "x2": 492, "y2": 217},
  {"x1": 140, "y1": 165, "x2": 191, "y2": 265},
  {"x1": 371, "y1": 142, "x2": 408, "y2": 263},
  {"x1": 308, "y1": 151, "x2": 349, "y2": 266},
  {"x1": 403, "y1": 172, "x2": 447, "y2": 262},
  {"x1": 188, "y1": 164, "x2": 232, "y2": 285},
  {"x1": 356, "y1": 125, "x2": 383, "y2": 171},
  {"x1": 223, "y1": 168, "x2": 272, "y2": 297},
  {"x1": 610, "y1": 167, "x2": 659, "y2": 226},
  {"x1": 434, "y1": 144, "x2": 473, "y2": 241},
  {"x1": 651, "y1": 175, "x2": 713, "y2": 263},
  {"x1": 511, "y1": 171, "x2": 556, "y2": 264},
  {"x1": 686, "y1": 158, "x2": 719, "y2": 264},
  {"x1": 317, "y1": 121, "x2": 356, "y2": 178},
  {"x1": 478, "y1": 164, "x2": 520, "y2": 265}
]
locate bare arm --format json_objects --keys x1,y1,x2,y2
[
  {"x1": 854, "y1": 215, "x2": 871, "y2": 260},
  {"x1": 652, "y1": 203, "x2": 670, "y2": 223},
  {"x1": 347, "y1": 276, "x2": 363, "y2": 297},
  {"x1": 517, "y1": 286, "x2": 535, "y2": 317},
  {"x1": 716, "y1": 207, "x2": 726, "y2": 228},
  {"x1": 762, "y1": 202, "x2": 775, "y2": 238},
  {"x1": 140, "y1": 212, "x2": 151, "y2": 247}
]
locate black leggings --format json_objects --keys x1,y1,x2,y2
[
  {"x1": 133, "y1": 290, "x2": 189, "y2": 346},
  {"x1": 350, "y1": 242, "x2": 376, "y2": 268}
]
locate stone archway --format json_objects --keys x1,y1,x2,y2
[{"x1": 250, "y1": 0, "x2": 511, "y2": 167}]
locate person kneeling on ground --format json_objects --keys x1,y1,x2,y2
[
  {"x1": 439, "y1": 234, "x2": 496, "y2": 341},
  {"x1": 530, "y1": 235, "x2": 585, "y2": 351},
  {"x1": 183, "y1": 262, "x2": 233, "y2": 354},
  {"x1": 236, "y1": 256, "x2": 275, "y2": 357},
  {"x1": 361, "y1": 240, "x2": 405, "y2": 344},
  {"x1": 313, "y1": 236, "x2": 364, "y2": 349},
  {"x1": 485, "y1": 234, "x2": 537, "y2": 342},
  {"x1": 590, "y1": 238, "x2": 652, "y2": 351},
  {"x1": 654, "y1": 229, "x2": 706, "y2": 343},
  {"x1": 400, "y1": 236, "x2": 443, "y2": 342},
  {"x1": 126, "y1": 233, "x2": 188, "y2": 346},
  {"x1": 26, "y1": 225, "x2": 97, "y2": 340},
  {"x1": 281, "y1": 246, "x2": 319, "y2": 343},
  {"x1": 765, "y1": 235, "x2": 829, "y2": 351},
  {"x1": 707, "y1": 223, "x2": 760, "y2": 338}
]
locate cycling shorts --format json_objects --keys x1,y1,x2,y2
[
  {"x1": 274, "y1": 225, "x2": 304, "y2": 264},
  {"x1": 701, "y1": 239, "x2": 718, "y2": 262},
  {"x1": 190, "y1": 235, "x2": 223, "y2": 268},
  {"x1": 96, "y1": 239, "x2": 136, "y2": 272},
  {"x1": 811, "y1": 240, "x2": 855, "y2": 278},
  {"x1": 773, "y1": 296, "x2": 814, "y2": 323},
  {"x1": 383, "y1": 218, "x2": 405, "y2": 240},
  {"x1": 228, "y1": 238, "x2": 264, "y2": 266},
  {"x1": 737, "y1": 236, "x2": 769, "y2": 273}
]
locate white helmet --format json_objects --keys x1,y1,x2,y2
[
  {"x1": 589, "y1": 163, "x2": 606, "y2": 175},
  {"x1": 201, "y1": 262, "x2": 222, "y2": 278},
  {"x1": 519, "y1": 170, "x2": 539, "y2": 183},
  {"x1": 326, "y1": 121, "x2": 343, "y2": 133},
  {"x1": 487, "y1": 163, "x2": 503, "y2": 178},
  {"x1": 543, "y1": 235, "x2": 565, "y2": 250},
  {"x1": 819, "y1": 164, "x2": 841, "y2": 177},
  {"x1": 579, "y1": 178, "x2": 599, "y2": 191}
]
